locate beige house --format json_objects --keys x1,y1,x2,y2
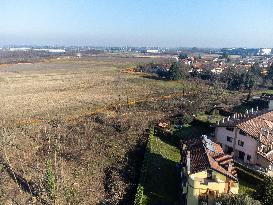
[{"x1": 215, "y1": 109, "x2": 273, "y2": 172}]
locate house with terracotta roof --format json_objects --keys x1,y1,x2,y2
[
  {"x1": 180, "y1": 136, "x2": 239, "y2": 205},
  {"x1": 215, "y1": 109, "x2": 273, "y2": 173}
]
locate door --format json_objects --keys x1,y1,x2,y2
[{"x1": 238, "y1": 151, "x2": 245, "y2": 161}]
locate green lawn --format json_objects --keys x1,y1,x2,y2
[
  {"x1": 173, "y1": 121, "x2": 211, "y2": 141},
  {"x1": 239, "y1": 178, "x2": 256, "y2": 195},
  {"x1": 140, "y1": 129, "x2": 181, "y2": 205},
  {"x1": 236, "y1": 165, "x2": 264, "y2": 196},
  {"x1": 196, "y1": 112, "x2": 224, "y2": 124},
  {"x1": 256, "y1": 89, "x2": 273, "y2": 95},
  {"x1": 153, "y1": 79, "x2": 196, "y2": 90},
  {"x1": 136, "y1": 118, "x2": 262, "y2": 205}
]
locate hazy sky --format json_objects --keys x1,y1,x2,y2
[{"x1": 1, "y1": 0, "x2": 273, "y2": 47}]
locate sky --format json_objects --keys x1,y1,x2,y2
[{"x1": 0, "y1": 0, "x2": 273, "y2": 48}]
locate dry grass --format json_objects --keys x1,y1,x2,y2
[
  {"x1": 0, "y1": 56, "x2": 180, "y2": 205},
  {"x1": 0, "y1": 56, "x2": 246, "y2": 204},
  {"x1": 0, "y1": 57, "x2": 159, "y2": 122}
]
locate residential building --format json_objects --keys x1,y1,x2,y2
[
  {"x1": 257, "y1": 48, "x2": 272, "y2": 56},
  {"x1": 215, "y1": 109, "x2": 273, "y2": 172},
  {"x1": 146, "y1": 49, "x2": 159, "y2": 53},
  {"x1": 180, "y1": 136, "x2": 238, "y2": 205}
]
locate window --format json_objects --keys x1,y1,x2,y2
[
  {"x1": 238, "y1": 151, "x2": 245, "y2": 161},
  {"x1": 247, "y1": 155, "x2": 251, "y2": 161},
  {"x1": 226, "y1": 127, "x2": 234, "y2": 132},
  {"x1": 238, "y1": 140, "x2": 244, "y2": 147},
  {"x1": 239, "y1": 130, "x2": 247, "y2": 136},
  {"x1": 227, "y1": 136, "x2": 233, "y2": 142}
]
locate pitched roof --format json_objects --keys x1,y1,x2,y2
[
  {"x1": 180, "y1": 136, "x2": 238, "y2": 181},
  {"x1": 217, "y1": 110, "x2": 273, "y2": 145}
]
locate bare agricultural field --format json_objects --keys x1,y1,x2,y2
[
  {"x1": 0, "y1": 56, "x2": 182, "y2": 205},
  {"x1": 0, "y1": 56, "x2": 246, "y2": 205},
  {"x1": 0, "y1": 56, "x2": 173, "y2": 123}
]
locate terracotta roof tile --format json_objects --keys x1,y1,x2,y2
[
  {"x1": 180, "y1": 136, "x2": 237, "y2": 181},
  {"x1": 218, "y1": 110, "x2": 273, "y2": 145}
]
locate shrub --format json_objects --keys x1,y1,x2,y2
[
  {"x1": 254, "y1": 176, "x2": 273, "y2": 205},
  {"x1": 134, "y1": 185, "x2": 144, "y2": 205},
  {"x1": 45, "y1": 159, "x2": 56, "y2": 199},
  {"x1": 215, "y1": 194, "x2": 261, "y2": 205},
  {"x1": 134, "y1": 127, "x2": 154, "y2": 205}
]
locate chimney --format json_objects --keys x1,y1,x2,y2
[
  {"x1": 246, "y1": 109, "x2": 249, "y2": 115},
  {"x1": 182, "y1": 143, "x2": 187, "y2": 151},
  {"x1": 227, "y1": 116, "x2": 230, "y2": 121},
  {"x1": 187, "y1": 151, "x2": 191, "y2": 174},
  {"x1": 231, "y1": 151, "x2": 234, "y2": 157},
  {"x1": 233, "y1": 114, "x2": 236, "y2": 119},
  {"x1": 251, "y1": 108, "x2": 254, "y2": 114},
  {"x1": 222, "y1": 118, "x2": 225, "y2": 123},
  {"x1": 228, "y1": 163, "x2": 233, "y2": 173},
  {"x1": 256, "y1": 106, "x2": 259, "y2": 111},
  {"x1": 260, "y1": 145, "x2": 265, "y2": 152}
]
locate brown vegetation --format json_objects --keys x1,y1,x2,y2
[{"x1": 0, "y1": 56, "x2": 245, "y2": 204}]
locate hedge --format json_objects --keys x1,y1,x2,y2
[{"x1": 134, "y1": 127, "x2": 154, "y2": 205}]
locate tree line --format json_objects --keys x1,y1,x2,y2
[{"x1": 137, "y1": 61, "x2": 273, "y2": 93}]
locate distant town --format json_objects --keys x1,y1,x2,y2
[{"x1": 1, "y1": 46, "x2": 272, "y2": 70}]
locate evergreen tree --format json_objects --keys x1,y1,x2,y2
[
  {"x1": 267, "y1": 63, "x2": 273, "y2": 86},
  {"x1": 255, "y1": 176, "x2": 273, "y2": 205},
  {"x1": 178, "y1": 53, "x2": 188, "y2": 60},
  {"x1": 168, "y1": 62, "x2": 189, "y2": 80}
]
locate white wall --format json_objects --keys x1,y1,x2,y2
[
  {"x1": 234, "y1": 130, "x2": 258, "y2": 164},
  {"x1": 215, "y1": 127, "x2": 235, "y2": 149},
  {"x1": 215, "y1": 127, "x2": 258, "y2": 164}
]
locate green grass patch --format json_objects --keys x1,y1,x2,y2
[
  {"x1": 256, "y1": 89, "x2": 273, "y2": 95},
  {"x1": 239, "y1": 178, "x2": 256, "y2": 195},
  {"x1": 173, "y1": 121, "x2": 211, "y2": 141},
  {"x1": 235, "y1": 163, "x2": 264, "y2": 196},
  {"x1": 135, "y1": 128, "x2": 181, "y2": 205},
  {"x1": 126, "y1": 75, "x2": 193, "y2": 91},
  {"x1": 233, "y1": 104, "x2": 252, "y2": 113},
  {"x1": 152, "y1": 80, "x2": 189, "y2": 90},
  {"x1": 196, "y1": 112, "x2": 224, "y2": 124}
]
